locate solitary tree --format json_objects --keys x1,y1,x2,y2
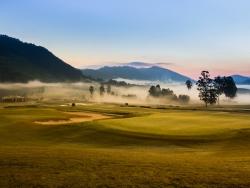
[
  {"x1": 178, "y1": 95, "x2": 190, "y2": 104},
  {"x1": 99, "y1": 84, "x2": 105, "y2": 96},
  {"x1": 107, "y1": 84, "x2": 111, "y2": 94},
  {"x1": 155, "y1": 85, "x2": 161, "y2": 97},
  {"x1": 196, "y1": 71, "x2": 218, "y2": 107},
  {"x1": 89, "y1": 86, "x2": 94, "y2": 97},
  {"x1": 185, "y1": 80, "x2": 193, "y2": 90}
]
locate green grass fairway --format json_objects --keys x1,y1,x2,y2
[{"x1": 0, "y1": 103, "x2": 250, "y2": 187}]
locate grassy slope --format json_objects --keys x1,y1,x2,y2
[{"x1": 0, "y1": 104, "x2": 250, "y2": 187}]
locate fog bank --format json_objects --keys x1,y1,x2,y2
[{"x1": 0, "y1": 80, "x2": 249, "y2": 105}]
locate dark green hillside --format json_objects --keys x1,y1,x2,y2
[{"x1": 0, "y1": 35, "x2": 85, "y2": 83}]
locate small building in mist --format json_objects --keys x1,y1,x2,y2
[{"x1": 1, "y1": 96, "x2": 26, "y2": 103}]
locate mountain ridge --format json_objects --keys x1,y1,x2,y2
[
  {"x1": 82, "y1": 63, "x2": 250, "y2": 85},
  {"x1": 82, "y1": 65, "x2": 193, "y2": 83},
  {"x1": 0, "y1": 35, "x2": 86, "y2": 83},
  {"x1": 231, "y1": 75, "x2": 250, "y2": 85}
]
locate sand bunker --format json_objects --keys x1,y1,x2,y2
[{"x1": 35, "y1": 112, "x2": 111, "y2": 125}]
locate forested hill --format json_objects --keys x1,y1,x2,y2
[{"x1": 0, "y1": 35, "x2": 85, "y2": 83}]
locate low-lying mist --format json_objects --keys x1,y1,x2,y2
[{"x1": 0, "y1": 80, "x2": 249, "y2": 105}]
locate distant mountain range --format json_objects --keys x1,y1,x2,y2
[
  {"x1": 82, "y1": 65, "x2": 193, "y2": 83},
  {"x1": 82, "y1": 62, "x2": 250, "y2": 85},
  {"x1": 1, "y1": 35, "x2": 249, "y2": 85},
  {"x1": 0, "y1": 35, "x2": 86, "y2": 83},
  {"x1": 82, "y1": 61, "x2": 173, "y2": 70},
  {"x1": 231, "y1": 75, "x2": 250, "y2": 85}
]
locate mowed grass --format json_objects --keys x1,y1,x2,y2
[
  {"x1": 103, "y1": 111, "x2": 250, "y2": 136},
  {"x1": 0, "y1": 103, "x2": 250, "y2": 187}
]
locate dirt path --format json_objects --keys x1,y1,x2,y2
[{"x1": 35, "y1": 112, "x2": 111, "y2": 125}]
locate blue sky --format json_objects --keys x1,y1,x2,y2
[{"x1": 1, "y1": 0, "x2": 250, "y2": 78}]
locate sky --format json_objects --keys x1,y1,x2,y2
[{"x1": 1, "y1": 0, "x2": 250, "y2": 78}]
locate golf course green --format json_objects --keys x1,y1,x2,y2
[{"x1": 0, "y1": 103, "x2": 250, "y2": 187}]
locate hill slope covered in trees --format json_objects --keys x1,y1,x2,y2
[{"x1": 0, "y1": 35, "x2": 85, "y2": 83}]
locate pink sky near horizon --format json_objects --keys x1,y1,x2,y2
[{"x1": 60, "y1": 53, "x2": 250, "y2": 79}]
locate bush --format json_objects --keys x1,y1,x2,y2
[{"x1": 178, "y1": 95, "x2": 190, "y2": 104}]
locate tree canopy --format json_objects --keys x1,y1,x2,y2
[
  {"x1": 148, "y1": 85, "x2": 190, "y2": 103},
  {"x1": 196, "y1": 71, "x2": 218, "y2": 107},
  {"x1": 89, "y1": 86, "x2": 94, "y2": 96},
  {"x1": 99, "y1": 84, "x2": 105, "y2": 96},
  {"x1": 185, "y1": 80, "x2": 193, "y2": 90},
  {"x1": 214, "y1": 76, "x2": 237, "y2": 103}
]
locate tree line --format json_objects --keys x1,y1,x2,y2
[
  {"x1": 89, "y1": 84, "x2": 113, "y2": 97},
  {"x1": 148, "y1": 85, "x2": 190, "y2": 104},
  {"x1": 148, "y1": 71, "x2": 237, "y2": 107},
  {"x1": 88, "y1": 70, "x2": 237, "y2": 107}
]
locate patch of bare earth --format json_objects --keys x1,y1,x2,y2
[{"x1": 34, "y1": 112, "x2": 111, "y2": 125}]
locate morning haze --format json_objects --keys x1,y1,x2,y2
[{"x1": 0, "y1": 1, "x2": 250, "y2": 187}]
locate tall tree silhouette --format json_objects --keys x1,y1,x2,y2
[
  {"x1": 107, "y1": 84, "x2": 111, "y2": 94},
  {"x1": 196, "y1": 71, "x2": 218, "y2": 107},
  {"x1": 99, "y1": 84, "x2": 105, "y2": 96},
  {"x1": 89, "y1": 86, "x2": 94, "y2": 97}
]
